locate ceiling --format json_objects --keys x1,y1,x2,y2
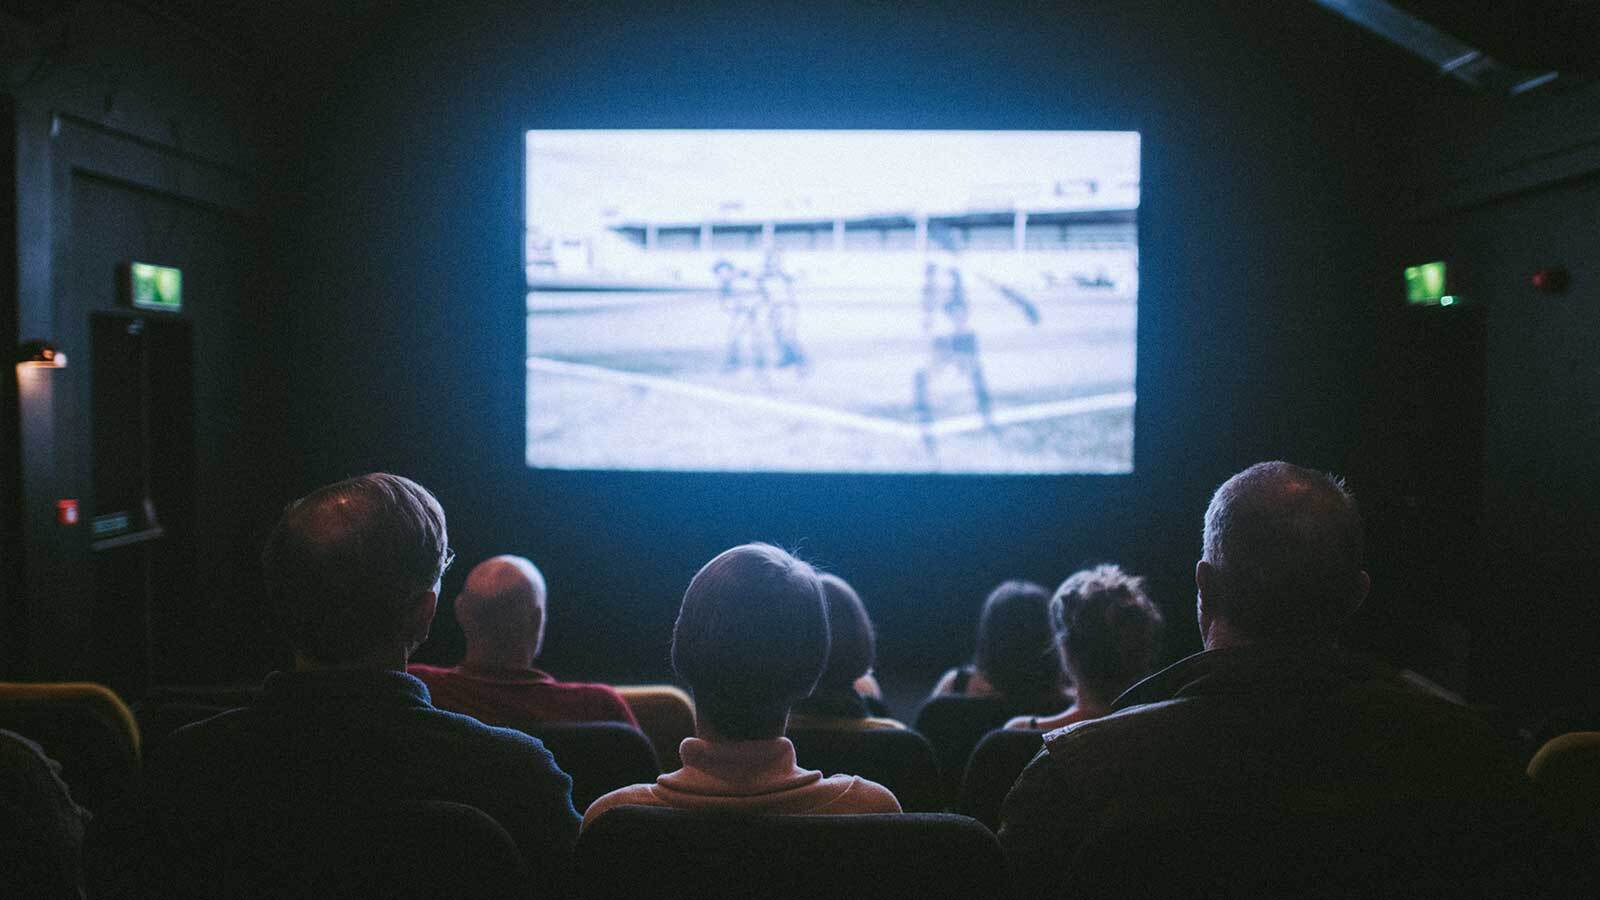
[{"x1": 8, "y1": 0, "x2": 1597, "y2": 91}]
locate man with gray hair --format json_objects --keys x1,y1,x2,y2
[
  {"x1": 410, "y1": 554, "x2": 637, "y2": 727},
  {"x1": 998, "y1": 462, "x2": 1544, "y2": 897},
  {"x1": 133, "y1": 474, "x2": 580, "y2": 895}
]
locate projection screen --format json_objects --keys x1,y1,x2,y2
[{"x1": 526, "y1": 130, "x2": 1139, "y2": 474}]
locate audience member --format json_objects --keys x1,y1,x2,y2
[
  {"x1": 930, "y1": 580, "x2": 1066, "y2": 713},
  {"x1": 583, "y1": 543, "x2": 900, "y2": 828},
  {"x1": 999, "y1": 462, "x2": 1539, "y2": 894},
  {"x1": 136, "y1": 474, "x2": 579, "y2": 894},
  {"x1": 1005, "y1": 564, "x2": 1163, "y2": 731},
  {"x1": 410, "y1": 554, "x2": 638, "y2": 728},
  {"x1": 0, "y1": 729, "x2": 91, "y2": 899},
  {"x1": 789, "y1": 573, "x2": 904, "y2": 730}
]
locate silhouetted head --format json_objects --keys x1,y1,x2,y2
[
  {"x1": 1198, "y1": 461, "x2": 1368, "y2": 648},
  {"x1": 456, "y1": 555, "x2": 547, "y2": 663},
  {"x1": 814, "y1": 573, "x2": 877, "y2": 692},
  {"x1": 262, "y1": 473, "x2": 451, "y2": 668},
  {"x1": 974, "y1": 580, "x2": 1062, "y2": 702},
  {"x1": 672, "y1": 543, "x2": 829, "y2": 740},
  {"x1": 1051, "y1": 564, "x2": 1164, "y2": 707}
]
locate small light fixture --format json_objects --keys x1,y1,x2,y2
[{"x1": 16, "y1": 339, "x2": 67, "y2": 369}]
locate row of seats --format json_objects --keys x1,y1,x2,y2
[
  {"x1": 87, "y1": 797, "x2": 1578, "y2": 900},
  {"x1": 9, "y1": 679, "x2": 1600, "y2": 899},
  {"x1": 89, "y1": 800, "x2": 1005, "y2": 900},
  {"x1": 0, "y1": 679, "x2": 1044, "y2": 824}
]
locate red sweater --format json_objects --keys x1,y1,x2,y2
[{"x1": 407, "y1": 664, "x2": 638, "y2": 729}]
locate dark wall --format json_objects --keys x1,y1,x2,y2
[
  {"x1": 267, "y1": 0, "x2": 1429, "y2": 685},
  {"x1": 1390, "y1": 80, "x2": 1600, "y2": 711},
  {"x1": 2, "y1": 92, "x2": 19, "y2": 671},
  {"x1": 4, "y1": 3, "x2": 288, "y2": 688}
]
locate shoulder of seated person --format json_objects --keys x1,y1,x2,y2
[
  {"x1": 581, "y1": 784, "x2": 657, "y2": 828},
  {"x1": 837, "y1": 776, "x2": 903, "y2": 813},
  {"x1": 431, "y1": 710, "x2": 567, "y2": 761},
  {"x1": 861, "y1": 716, "x2": 907, "y2": 730},
  {"x1": 862, "y1": 778, "x2": 905, "y2": 812},
  {"x1": 1036, "y1": 698, "x2": 1209, "y2": 761}
]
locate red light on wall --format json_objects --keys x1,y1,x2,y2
[
  {"x1": 56, "y1": 499, "x2": 79, "y2": 526},
  {"x1": 1531, "y1": 268, "x2": 1569, "y2": 294}
]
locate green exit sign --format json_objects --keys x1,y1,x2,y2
[
  {"x1": 1403, "y1": 260, "x2": 1452, "y2": 306},
  {"x1": 129, "y1": 261, "x2": 183, "y2": 312}
]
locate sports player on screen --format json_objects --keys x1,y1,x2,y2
[
  {"x1": 915, "y1": 262, "x2": 1043, "y2": 453},
  {"x1": 757, "y1": 249, "x2": 807, "y2": 372},
  {"x1": 715, "y1": 259, "x2": 767, "y2": 374}
]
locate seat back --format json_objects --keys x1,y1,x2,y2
[
  {"x1": 523, "y1": 720, "x2": 660, "y2": 810},
  {"x1": 613, "y1": 684, "x2": 695, "y2": 769},
  {"x1": 1066, "y1": 804, "x2": 1567, "y2": 900},
  {"x1": 784, "y1": 726, "x2": 943, "y2": 812},
  {"x1": 576, "y1": 806, "x2": 1005, "y2": 900},
  {"x1": 0, "y1": 682, "x2": 141, "y2": 812},
  {"x1": 1529, "y1": 730, "x2": 1600, "y2": 858},
  {"x1": 89, "y1": 798, "x2": 529, "y2": 900},
  {"x1": 913, "y1": 695, "x2": 1012, "y2": 803},
  {"x1": 958, "y1": 726, "x2": 1045, "y2": 828}
]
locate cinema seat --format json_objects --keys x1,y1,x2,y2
[
  {"x1": 785, "y1": 725, "x2": 944, "y2": 812},
  {"x1": 576, "y1": 806, "x2": 1005, "y2": 900},
  {"x1": 1528, "y1": 731, "x2": 1600, "y2": 841},
  {"x1": 913, "y1": 695, "x2": 1014, "y2": 803},
  {"x1": 90, "y1": 798, "x2": 528, "y2": 900},
  {"x1": 958, "y1": 727, "x2": 1046, "y2": 829},
  {"x1": 0, "y1": 681, "x2": 141, "y2": 812},
  {"x1": 1061, "y1": 804, "x2": 1563, "y2": 900},
  {"x1": 522, "y1": 721, "x2": 660, "y2": 810},
  {"x1": 613, "y1": 684, "x2": 695, "y2": 769}
]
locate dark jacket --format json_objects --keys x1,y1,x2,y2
[
  {"x1": 997, "y1": 645, "x2": 1542, "y2": 898},
  {"x1": 141, "y1": 668, "x2": 579, "y2": 895}
]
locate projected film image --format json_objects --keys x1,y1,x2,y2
[{"x1": 526, "y1": 130, "x2": 1139, "y2": 474}]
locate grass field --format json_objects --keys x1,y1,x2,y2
[{"x1": 526, "y1": 277, "x2": 1136, "y2": 474}]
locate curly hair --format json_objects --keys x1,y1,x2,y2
[{"x1": 1051, "y1": 564, "x2": 1163, "y2": 702}]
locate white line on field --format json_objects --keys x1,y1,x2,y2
[
  {"x1": 526, "y1": 356, "x2": 1134, "y2": 439},
  {"x1": 928, "y1": 391, "x2": 1137, "y2": 436},
  {"x1": 528, "y1": 357, "x2": 923, "y2": 438}
]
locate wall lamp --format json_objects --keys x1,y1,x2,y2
[{"x1": 16, "y1": 339, "x2": 68, "y2": 369}]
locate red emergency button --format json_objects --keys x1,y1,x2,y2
[{"x1": 56, "y1": 499, "x2": 79, "y2": 525}]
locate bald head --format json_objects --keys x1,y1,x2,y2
[
  {"x1": 1198, "y1": 461, "x2": 1368, "y2": 646},
  {"x1": 456, "y1": 556, "x2": 547, "y2": 665}
]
